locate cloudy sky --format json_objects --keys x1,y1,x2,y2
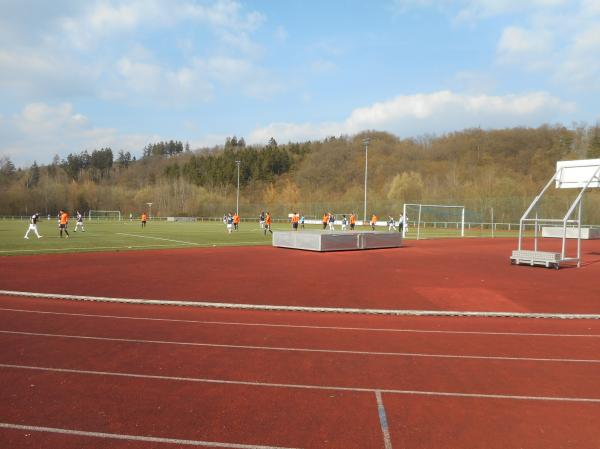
[{"x1": 1, "y1": 0, "x2": 599, "y2": 166}]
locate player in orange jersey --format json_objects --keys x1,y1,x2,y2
[
  {"x1": 264, "y1": 211, "x2": 272, "y2": 235},
  {"x1": 291, "y1": 212, "x2": 299, "y2": 231},
  {"x1": 141, "y1": 212, "x2": 148, "y2": 228},
  {"x1": 370, "y1": 213, "x2": 378, "y2": 231},
  {"x1": 322, "y1": 213, "x2": 328, "y2": 230},
  {"x1": 58, "y1": 210, "x2": 70, "y2": 238}
]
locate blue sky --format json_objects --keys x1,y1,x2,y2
[{"x1": 1, "y1": 0, "x2": 599, "y2": 166}]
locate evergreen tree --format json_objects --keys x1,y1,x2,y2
[
  {"x1": 587, "y1": 127, "x2": 600, "y2": 158},
  {"x1": 27, "y1": 161, "x2": 40, "y2": 188}
]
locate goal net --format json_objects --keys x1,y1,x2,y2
[
  {"x1": 88, "y1": 210, "x2": 122, "y2": 221},
  {"x1": 402, "y1": 204, "x2": 465, "y2": 239}
]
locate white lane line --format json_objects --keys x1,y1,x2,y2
[
  {"x1": 375, "y1": 391, "x2": 393, "y2": 449},
  {"x1": 2, "y1": 363, "x2": 599, "y2": 403},
  {"x1": 1, "y1": 307, "x2": 599, "y2": 338},
  {"x1": 0, "y1": 423, "x2": 298, "y2": 449},
  {"x1": 2, "y1": 290, "x2": 600, "y2": 319},
  {"x1": 3, "y1": 330, "x2": 600, "y2": 364}
]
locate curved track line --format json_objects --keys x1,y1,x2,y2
[
  {"x1": 2, "y1": 307, "x2": 599, "y2": 337},
  {"x1": 3, "y1": 330, "x2": 600, "y2": 364},
  {"x1": 0, "y1": 423, "x2": 298, "y2": 449},
  {"x1": 3, "y1": 363, "x2": 600, "y2": 403},
  {"x1": 2, "y1": 290, "x2": 600, "y2": 319}
]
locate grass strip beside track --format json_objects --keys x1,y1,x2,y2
[{"x1": 2, "y1": 290, "x2": 600, "y2": 320}]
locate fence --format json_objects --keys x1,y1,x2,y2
[{"x1": 2, "y1": 214, "x2": 597, "y2": 235}]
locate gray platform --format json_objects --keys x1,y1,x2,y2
[
  {"x1": 510, "y1": 250, "x2": 561, "y2": 268},
  {"x1": 541, "y1": 227, "x2": 600, "y2": 239},
  {"x1": 273, "y1": 230, "x2": 403, "y2": 252}
]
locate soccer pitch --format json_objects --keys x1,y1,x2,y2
[
  {"x1": 0, "y1": 219, "x2": 279, "y2": 256},
  {"x1": 0, "y1": 219, "x2": 517, "y2": 256}
]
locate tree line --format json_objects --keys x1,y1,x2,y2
[{"x1": 2, "y1": 125, "x2": 600, "y2": 223}]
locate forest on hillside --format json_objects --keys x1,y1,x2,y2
[{"x1": 2, "y1": 124, "x2": 600, "y2": 223}]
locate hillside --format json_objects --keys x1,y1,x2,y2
[{"x1": 2, "y1": 124, "x2": 600, "y2": 223}]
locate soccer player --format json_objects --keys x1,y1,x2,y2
[
  {"x1": 233, "y1": 213, "x2": 240, "y2": 231},
  {"x1": 264, "y1": 211, "x2": 272, "y2": 235},
  {"x1": 328, "y1": 213, "x2": 336, "y2": 231},
  {"x1": 370, "y1": 213, "x2": 378, "y2": 231},
  {"x1": 388, "y1": 216, "x2": 396, "y2": 231},
  {"x1": 141, "y1": 212, "x2": 148, "y2": 228},
  {"x1": 259, "y1": 211, "x2": 265, "y2": 230},
  {"x1": 73, "y1": 210, "x2": 85, "y2": 232},
  {"x1": 58, "y1": 210, "x2": 70, "y2": 238},
  {"x1": 350, "y1": 212, "x2": 356, "y2": 231},
  {"x1": 322, "y1": 213, "x2": 328, "y2": 230},
  {"x1": 300, "y1": 214, "x2": 305, "y2": 229},
  {"x1": 24, "y1": 212, "x2": 43, "y2": 239},
  {"x1": 402, "y1": 214, "x2": 408, "y2": 237},
  {"x1": 341, "y1": 215, "x2": 348, "y2": 231},
  {"x1": 291, "y1": 212, "x2": 299, "y2": 231},
  {"x1": 226, "y1": 213, "x2": 234, "y2": 234},
  {"x1": 398, "y1": 213, "x2": 404, "y2": 234}
]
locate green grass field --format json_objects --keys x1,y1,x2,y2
[{"x1": 0, "y1": 219, "x2": 517, "y2": 256}]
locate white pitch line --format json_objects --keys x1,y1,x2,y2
[
  {"x1": 0, "y1": 423, "x2": 299, "y2": 449},
  {"x1": 2, "y1": 330, "x2": 600, "y2": 364},
  {"x1": 375, "y1": 391, "x2": 393, "y2": 449},
  {"x1": 0, "y1": 243, "x2": 180, "y2": 254},
  {"x1": 2, "y1": 290, "x2": 600, "y2": 319},
  {"x1": 116, "y1": 233, "x2": 265, "y2": 248},
  {"x1": 116, "y1": 233, "x2": 200, "y2": 246},
  {"x1": 1, "y1": 307, "x2": 599, "y2": 338},
  {"x1": 1, "y1": 363, "x2": 599, "y2": 403}
]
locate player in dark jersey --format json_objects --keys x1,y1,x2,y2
[
  {"x1": 73, "y1": 210, "x2": 85, "y2": 232},
  {"x1": 24, "y1": 213, "x2": 43, "y2": 239}
]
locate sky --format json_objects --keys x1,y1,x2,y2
[{"x1": 1, "y1": 0, "x2": 600, "y2": 167}]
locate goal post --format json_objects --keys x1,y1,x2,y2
[
  {"x1": 88, "y1": 210, "x2": 122, "y2": 221},
  {"x1": 403, "y1": 203, "x2": 465, "y2": 239}
]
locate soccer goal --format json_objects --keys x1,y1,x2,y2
[
  {"x1": 88, "y1": 210, "x2": 122, "y2": 221},
  {"x1": 403, "y1": 204, "x2": 465, "y2": 239}
]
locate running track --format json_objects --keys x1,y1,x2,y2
[
  {"x1": 2, "y1": 238, "x2": 600, "y2": 314},
  {"x1": 1, "y1": 295, "x2": 600, "y2": 448}
]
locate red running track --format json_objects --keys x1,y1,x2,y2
[
  {"x1": 1, "y1": 296, "x2": 600, "y2": 448},
  {"x1": 1, "y1": 238, "x2": 600, "y2": 314}
]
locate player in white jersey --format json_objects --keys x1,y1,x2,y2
[
  {"x1": 328, "y1": 213, "x2": 335, "y2": 231},
  {"x1": 73, "y1": 211, "x2": 85, "y2": 232},
  {"x1": 341, "y1": 215, "x2": 348, "y2": 231},
  {"x1": 388, "y1": 216, "x2": 396, "y2": 231},
  {"x1": 24, "y1": 213, "x2": 43, "y2": 239}
]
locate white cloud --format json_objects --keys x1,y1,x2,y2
[
  {"x1": 390, "y1": 0, "x2": 569, "y2": 19},
  {"x1": 493, "y1": 2, "x2": 600, "y2": 90},
  {"x1": 455, "y1": 0, "x2": 569, "y2": 21},
  {"x1": 248, "y1": 90, "x2": 575, "y2": 144},
  {"x1": 0, "y1": 102, "x2": 159, "y2": 166},
  {"x1": 0, "y1": 0, "x2": 271, "y2": 104},
  {"x1": 496, "y1": 26, "x2": 554, "y2": 70},
  {"x1": 60, "y1": 0, "x2": 265, "y2": 50},
  {"x1": 274, "y1": 25, "x2": 288, "y2": 43}
]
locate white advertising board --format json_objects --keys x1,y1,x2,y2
[{"x1": 555, "y1": 159, "x2": 600, "y2": 188}]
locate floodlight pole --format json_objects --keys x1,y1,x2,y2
[
  {"x1": 146, "y1": 202, "x2": 153, "y2": 219},
  {"x1": 363, "y1": 138, "x2": 370, "y2": 223},
  {"x1": 235, "y1": 160, "x2": 241, "y2": 215}
]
